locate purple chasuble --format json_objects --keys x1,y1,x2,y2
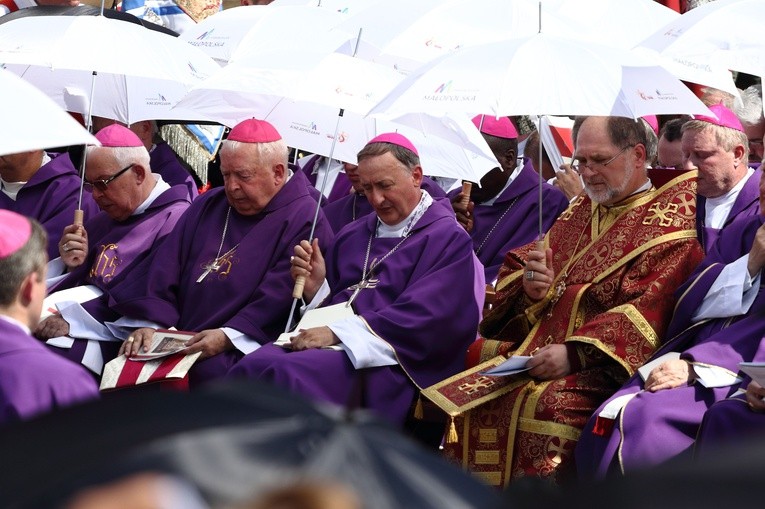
[
  {"x1": 0, "y1": 318, "x2": 98, "y2": 424},
  {"x1": 695, "y1": 394, "x2": 765, "y2": 457},
  {"x1": 447, "y1": 161, "x2": 568, "y2": 281},
  {"x1": 229, "y1": 202, "x2": 482, "y2": 426},
  {"x1": 113, "y1": 175, "x2": 334, "y2": 385},
  {"x1": 321, "y1": 175, "x2": 446, "y2": 235},
  {"x1": 0, "y1": 152, "x2": 99, "y2": 260},
  {"x1": 46, "y1": 185, "x2": 191, "y2": 368},
  {"x1": 150, "y1": 142, "x2": 198, "y2": 201},
  {"x1": 299, "y1": 155, "x2": 352, "y2": 204},
  {"x1": 576, "y1": 214, "x2": 765, "y2": 480},
  {"x1": 696, "y1": 171, "x2": 760, "y2": 252}
]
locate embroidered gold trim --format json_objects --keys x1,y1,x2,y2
[
  {"x1": 567, "y1": 284, "x2": 590, "y2": 336},
  {"x1": 475, "y1": 450, "x2": 501, "y2": 465},
  {"x1": 567, "y1": 335, "x2": 633, "y2": 376},
  {"x1": 517, "y1": 417, "x2": 582, "y2": 442},
  {"x1": 505, "y1": 383, "x2": 534, "y2": 484},
  {"x1": 609, "y1": 303, "x2": 659, "y2": 348},
  {"x1": 479, "y1": 428, "x2": 498, "y2": 443}
]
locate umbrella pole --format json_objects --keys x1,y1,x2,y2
[
  {"x1": 537, "y1": 115, "x2": 545, "y2": 241},
  {"x1": 285, "y1": 108, "x2": 346, "y2": 333},
  {"x1": 74, "y1": 70, "x2": 98, "y2": 228}
]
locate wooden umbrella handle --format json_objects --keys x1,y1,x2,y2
[
  {"x1": 461, "y1": 181, "x2": 472, "y2": 208},
  {"x1": 292, "y1": 275, "x2": 306, "y2": 299},
  {"x1": 73, "y1": 209, "x2": 84, "y2": 227}
]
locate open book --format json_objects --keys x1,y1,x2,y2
[
  {"x1": 129, "y1": 329, "x2": 195, "y2": 361},
  {"x1": 274, "y1": 302, "x2": 354, "y2": 351}
]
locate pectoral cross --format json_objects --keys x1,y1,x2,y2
[
  {"x1": 546, "y1": 271, "x2": 568, "y2": 318},
  {"x1": 196, "y1": 261, "x2": 221, "y2": 283},
  {"x1": 346, "y1": 277, "x2": 379, "y2": 307}
]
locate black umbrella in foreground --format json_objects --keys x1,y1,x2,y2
[{"x1": 0, "y1": 381, "x2": 499, "y2": 509}]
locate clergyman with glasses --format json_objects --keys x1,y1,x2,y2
[
  {"x1": 35, "y1": 124, "x2": 191, "y2": 376},
  {"x1": 430, "y1": 115, "x2": 704, "y2": 486}
]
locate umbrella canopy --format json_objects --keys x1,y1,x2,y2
[
  {"x1": 636, "y1": 0, "x2": 765, "y2": 94},
  {"x1": 0, "y1": 381, "x2": 500, "y2": 509},
  {"x1": 179, "y1": 5, "x2": 351, "y2": 66},
  {"x1": 0, "y1": 13, "x2": 221, "y2": 124},
  {"x1": 369, "y1": 32, "x2": 714, "y2": 119},
  {"x1": 0, "y1": 67, "x2": 99, "y2": 155}
]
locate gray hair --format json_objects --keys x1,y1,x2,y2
[
  {"x1": 681, "y1": 120, "x2": 749, "y2": 162},
  {"x1": 572, "y1": 116, "x2": 650, "y2": 166},
  {"x1": 640, "y1": 118, "x2": 659, "y2": 167},
  {"x1": 0, "y1": 218, "x2": 46, "y2": 306},
  {"x1": 357, "y1": 142, "x2": 420, "y2": 172},
  {"x1": 85, "y1": 145, "x2": 151, "y2": 170},
  {"x1": 220, "y1": 139, "x2": 289, "y2": 167}
]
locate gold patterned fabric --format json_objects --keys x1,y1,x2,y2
[{"x1": 431, "y1": 173, "x2": 704, "y2": 487}]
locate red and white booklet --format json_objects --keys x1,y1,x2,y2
[
  {"x1": 539, "y1": 115, "x2": 574, "y2": 170},
  {"x1": 99, "y1": 330, "x2": 201, "y2": 391}
]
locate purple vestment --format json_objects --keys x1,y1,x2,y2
[
  {"x1": 151, "y1": 142, "x2": 198, "y2": 201},
  {"x1": 299, "y1": 155, "x2": 352, "y2": 204},
  {"x1": 0, "y1": 318, "x2": 98, "y2": 424},
  {"x1": 696, "y1": 171, "x2": 760, "y2": 252},
  {"x1": 321, "y1": 176, "x2": 446, "y2": 235},
  {"x1": 695, "y1": 393, "x2": 765, "y2": 457},
  {"x1": 576, "y1": 214, "x2": 765, "y2": 479},
  {"x1": 113, "y1": 175, "x2": 334, "y2": 385},
  {"x1": 47, "y1": 185, "x2": 191, "y2": 368},
  {"x1": 447, "y1": 161, "x2": 569, "y2": 281},
  {"x1": 0, "y1": 152, "x2": 99, "y2": 260},
  {"x1": 228, "y1": 201, "x2": 483, "y2": 426}
]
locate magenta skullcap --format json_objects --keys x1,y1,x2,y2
[
  {"x1": 694, "y1": 103, "x2": 744, "y2": 132},
  {"x1": 366, "y1": 132, "x2": 419, "y2": 156},
  {"x1": 642, "y1": 115, "x2": 659, "y2": 135},
  {"x1": 0, "y1": 210, "x2": 31, "y2": 259},
  {"x1": 471, "y1": 114, "x2": 518, "y2": 139},
  {"x1": 228, "y1": 118, "x2": 282, "y2": 143},
  {"x1": 95, "y1": 124, "x2": 144, "y2": 147}
]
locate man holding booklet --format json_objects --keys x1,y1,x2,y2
[
  {"x1": 227, "y1": 133, "x2": 485, "y2": 427},
  {"x1": 577, "y1": 167, "x2": 765, "y2": 479}
]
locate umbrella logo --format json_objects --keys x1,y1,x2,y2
[
  {"x1": 326, "y1": 132, "x2": 349, "y2": 143},
  {"x1": 196, "y1": 29, "x2": 215, "y2": 40},
  {"x1": 424, "y1": 81, "x2": 477, "y2": 103},
  {"x1": 289, "y1": 121, "x2": 320, "y2": 136},
  {"x1": 146, "y1": 93, "x2": 171, "y2": 107},
  {"x1": 434, "y1": 81, "x2": 453, "y2": 94},
  {"x1": 637, "y1": 89, "x2": 655, "y2": 100},
  {"x1": 655, "y1": 89, "x2": 678, "y2": 101},
  {"x1": 190, "y1": 29, "x2": 225, "y2": 48},
  {"x1": 663, "y1": 28, "x2": 684, "y2": 38}
]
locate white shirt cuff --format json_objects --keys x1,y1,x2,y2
[
  {"x1": 328, "y1": 316, "x2": 397, "y2": 369},
  {"x1": 300, "y1": 279, "x2": 330, "y2": 313},
  {"x1": 221, "y1": 327, "x2": 261, "y2": 355}
]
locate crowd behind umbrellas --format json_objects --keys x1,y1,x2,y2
[{"x1": 1, "y1": 0, "x2": 765, "y2": 507}]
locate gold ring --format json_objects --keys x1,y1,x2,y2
[{"x1": 127, "y1": 337, "x2": 134, "y2": 342}]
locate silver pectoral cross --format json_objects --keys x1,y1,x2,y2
[
  {"x1": 196, "y1": 261, "x2": 221, "y2": 283},
  {"x1": 346, "y1": 277, "x2": 379, "y2": 307}
]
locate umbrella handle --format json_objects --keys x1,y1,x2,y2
[
  {"x1": 292, "y1": 275, "x2": 306, "y2": 299},
  {"x1": 461, "y1": 181, "x2": 472, "y2": 208},
  {"x1": 73, "y1": 209, "x2": 84, "y2": 227}
]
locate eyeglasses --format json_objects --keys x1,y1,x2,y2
[
  {"x1": 84, "y1": 163, "x2": 134, "y2": 192},
  {"x1": 572, "y1": 145, "x2": 633, "y2": 174}
]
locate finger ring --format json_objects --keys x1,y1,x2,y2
[
  {"x1": 127, "y1": 337, "x2": 134, "y2": 342},
  {"x1": 63, "y1": 242, "x2": 71, "y2": 252},
  {"x1": 525, "y1": 270, "x2": 534, "y2": 281}
]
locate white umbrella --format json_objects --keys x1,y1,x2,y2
[
  {"x1": 636, "y1": 0, "x2": 765, "y2": 95},
  {"x1": 0, "y1": 14, "x2": 221, "y2": 125},
  {"x1": 0, "y1": 67, "x2": 99, "y2": 156},
  {"x1": 179, "y1": 5, "x2": 352, "y2": 66},
  {"x1": 172, "y1": 51, "x2": 497, "y2": 181},
  {"x1": 369, "y1": 32, "x2": 714, "y2": 119}
]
